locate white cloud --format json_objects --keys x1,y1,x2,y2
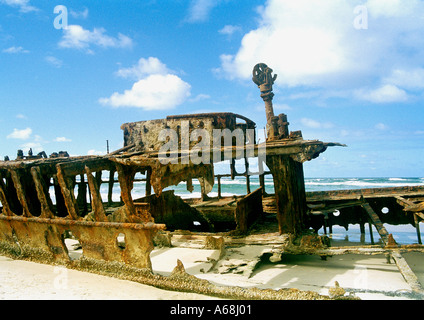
[
  {"x1": 69, "y1": 7, "x2": 89, "y2": 19},
  {"x1": 218, "y1": 0, "x2": 352, "y2": 86},
  {"x1": 273, "y1": 103, "x2": 292, "y2": 111},
  {"x1": 354, "y1": 84, "x2": 408, "y2": 103},
  {"x1": 383, "y1": 68, "x2": 424, "y2": 89},
  {"x1": 87, "y1": 149, "x2": 106, "y2": 156},
  {"x1": 217, "y1": 0, "x2": 424, "y2": 101},
  {"x1": 20, "y1": 142, "x2": 42, "y2": 153},
  {"x1": 116, "y1": 57, "x2": 170, "y2": 80},
  {"x1": 189, "y1": 94, "x2": 211, "y2": 102},
  {"x1": 7, "y1": 127, "x2": 32, "y2": 140},
  {"x1": 301, "y1": 118, "x2": 334, "y2": 129},
  {"x1": 219, "y1": 25, "x2": 242, "y2": 36},
  {"x1": 100, "y1": 74, "x2": 191, "y2": 110},
  {"x1": 54, "y1": 137, "x2": 72, "y2": 142},
  {"x1": 59, "y1": 25, "x2": 132, "y2": 52},
  {"x1": 186, "y1": 0, "x2": 218, "y2": 23},
  {"x1": 1, "y1": 0, "x2": 37, "y2": 12},
  {"x1": 366, "y1": 0, "x2": 422, "y2": 18},
  {"x1": 2, "y1": 46, "x2": 29, "y2": 54},
  {"x1": 102, "y1": 57, "x2": 191, "y2": 110},
  {"x1": 375, "y1": 123, "x2": 388, "y2": 130},
  {"x1": 45, "y1": 56, "x2": 63, "y2": 68}
]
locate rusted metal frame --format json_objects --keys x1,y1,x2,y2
[
  {"x1": 108, "y1": 143, "x2": 136, "y2": 156},
  {"x1": 0, "y1": 171, "x2": 13, "y2": 216},
  {"x1": 0, "y1": 214, "x2": 165, "y2": 230},
  {"x1": 308, "y1": 200, "x2": 364, "y2": 236},
  {"x1": 149, "y1": 139, "x2": 333, "y2": 163},
  {"x1": 307, "y1": 185, "x2": 424, "y2": 202},
  {"x1": 76, "y1": 174, "x2": 88, "y2": 215},
  {"x1": 85, "y1": 165, "x2": 107, "y2": 222},
  {"x1": 391, "y1": 251, "x2": 424, "y2": 294},
  {"x1": 54, "y1": 157, "x2": 111, "y2": 176},
  {"x1": 396, "y1": 196, "x2": 424, "y2": 219},
  {"x1": 55, "y1": 158, "x2": 113, "y2": 220},
  {"x1": 396, "y1": 196, "x2": 423, "y2": 244},
  {"x1": 217, "y1": 176, "x2": 222, "y2": 199},
  {"x1": 368, "y1": 218, "x2": 375, "y2": 245},
  {"x1": 360, "y1": 198, "x2": 423, "y2": 293},
  {"x1": 115, "y1": 163, "x2": 137, "y2": 216},
  {"x1": 234, "y1": 187, "x2": 263, "y2": 234},
  {"x1": 107, "y1": 168, "x2": 116, "y2": 205},
  {"x1": 167, "y1": 112, "x2": 255, "y2": 129},
  {"x1": 361, "y1": 201, "x2": 390, "y2": 245},
  {"x1": 55, "y1": 164, "x2": 79, "y2": 220},
  {"x1": 0, "y1": 155, "x2": 98, "y2": 170},
  {"x1": 112, "y1": 156, "x2": 182, "y2": 201},
  {"x1": 307, "y1": 199, "x2": 363, "y2": 215},
  {"x1": 266, "y1": 154, "x2": 307, "y2": 235},
  {"x1": 30, "y1": 166, "x2": 55, "y2": 218},
  {"x1": 285, "y1": 245, "x2": 424, "y2": 256},
  {"x1": 9, "y1": 169, "x2": 32, "y2": 218},
  {"x1": 145, "y1": 167, "x2": 152, "y2": 196},
  {"x1": 414, "y1": 214, "x2": 422, "y2": 245},
  {"x1": 244, "y1": 156, "x2": 251, "y2": 194}
]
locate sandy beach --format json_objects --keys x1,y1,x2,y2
[
  {"x1": 0, "y1": 254, "x2": 219, "y2": 300},
  {"x1": 0, "y1": 238, "x2": 422, "y2": 300}
]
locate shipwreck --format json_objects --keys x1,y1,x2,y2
[{"x1": 0, "y1": 63, "x2": 423, "y2": 299}]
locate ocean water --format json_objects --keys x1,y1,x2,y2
[{"x1": 98, "y1": 175, "x2": 424, "y2": 245}]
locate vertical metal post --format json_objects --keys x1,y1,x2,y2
[
  {"x1": 414, "y1": 214, "x2": 422, "y2": 244},
  {"x1": 252, "y1": 63, "x2": 277, "y2": 140}
]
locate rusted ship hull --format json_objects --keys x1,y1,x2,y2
[{"x1": 0, "y1": 64, "x2": 423, "y2": 299}]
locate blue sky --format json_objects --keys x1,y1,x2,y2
[{"x1": 0, "y1": 0, "x2": 423, "y2": 178}]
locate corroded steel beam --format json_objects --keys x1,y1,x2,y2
[{"x1": 0, "y1": 215, "x2": 165, "y2": 230}]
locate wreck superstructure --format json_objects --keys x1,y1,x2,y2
[{"x1": 0, "y1": 63, "x2": 423, "y2": 299}]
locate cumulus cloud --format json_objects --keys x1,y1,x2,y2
[
  {"x1": 45, "y1": 56, "x2": 63, "y2": 68},
  {"x1": 185, "y1": 0, "x2": 218, "y2": 23},
  {"x1": 2, "y1": 46, "x2": 29, "y2": 54},
  {"x1": 58, "y1": 25, "x2": 132, "y2": 52},
  {"x1": 217, "y1": 0, "x2": 424, "y2": 102},
  {"x1": 54, "y1": 137, "x2": 72, "y2": 142},
  {"x1": 20, "y1": 142, "x2": 43, "y2": 153},
  {"x1": 354, "y1": 84, "x2": 408, "y2": 103},
  {"x1": 375, "y1": 123, "x2": 388, "y2": 130},
  {"x1": 115, "y1": 57, "x2": 170, "y2": 80},
  {"x1": 7, "y1": 127, "x2": 32, "y2": 140},
  {"x1": 301, "y1": 118, "x2": 334, "y2": 129},
  {"x1": 101, "y1": 57, "x2": 191, "y2": 110},
  {"x1": 69, "y1": 7, "x2": 89, "y2": 19},
  {"x1": 189, "y1": 94, "x2": 211, "y2": 103},
  {"x1": 219, "y1": 25, "x2": 242, "y2": 36},
  {"x1": 100, "y1": 74, "x2": 191, "y2": 110},
  {"x1": 383, "y1": 68, "x2": 424, "y2": 89},
  {"x1": 0, "y1": 0, "x2": 37, "y2": 12},
  {"x1": 87, "y1": 149, "x2": 106, "y2": 156}
]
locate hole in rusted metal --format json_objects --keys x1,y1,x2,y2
[
  {"x1": 116, "y1": 232, "x2": 126, "y2": 249},
  {"x1": 381, "y1": 207, "x2": 389, "y2": 214},
  {"x1": 63, "y1": 230, "x2": 82, "y2": 261}
]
